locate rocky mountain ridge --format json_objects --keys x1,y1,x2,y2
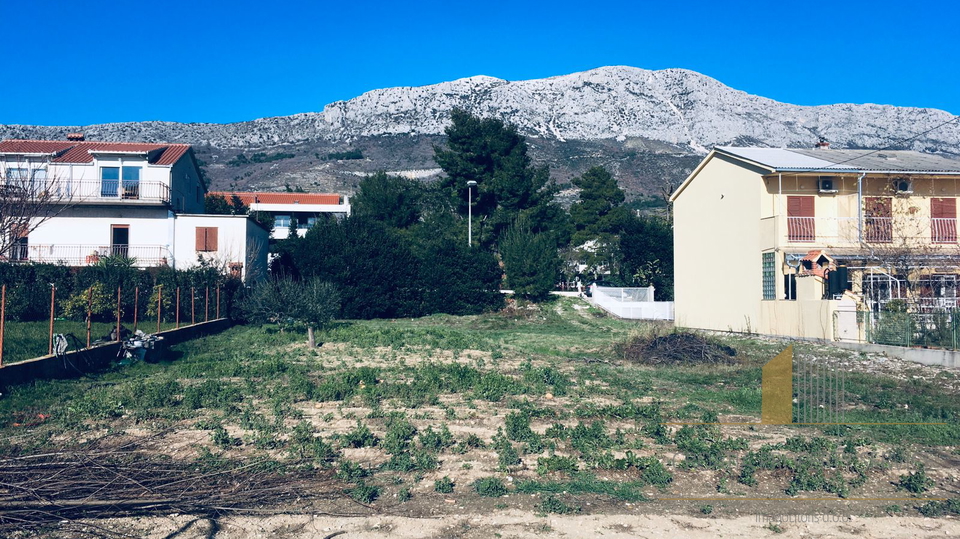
[{"x1": 2, "y1": 66, "x2": 958, "y2": 195}]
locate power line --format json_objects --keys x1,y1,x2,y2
[{"x1": 821, "y1": 115, "x2": 960, "y2": 169}]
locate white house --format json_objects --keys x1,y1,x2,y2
[
  {"x1": 209, "y1": 191, "x2": 350, "y2": 239},
  {"x1": 0, "y1": 136, "x2": 269, "y2": 281}
]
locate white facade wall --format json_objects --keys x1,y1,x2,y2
[{"x1": 173, "y1": 215, "x2": 268, "y2": 282}]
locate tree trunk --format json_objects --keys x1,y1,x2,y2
[{"x1": 307, "y1": 326, "x2": 315, "y2": 348}]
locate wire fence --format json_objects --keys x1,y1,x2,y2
[
  {"x1": 860, "y1": 309, "x2": 960, "y2": 349},
  {"x1": 0, "y1": 283, "x2": 226, "y2": 367}
]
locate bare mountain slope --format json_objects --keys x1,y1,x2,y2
[{"x1": 2, "y1": 66, "x2": 957, "y2": 195}]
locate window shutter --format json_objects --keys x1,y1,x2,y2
[
  {"x1": 196, "y1": 227, "x2": 205, "y2": 251},
  {"x1": 932, "y1": 198, "x2": 956, "y2": 219},
  {"x1": 787, "y1": 196, "x2": 815, "y2": 217},
  {"x1": 207, "y1": 228, "x2": 218, "y2": 251}
]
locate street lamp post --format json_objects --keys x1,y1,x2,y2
[{"x1": 467, "y1": 180, "x2": 477, "y2": 247}]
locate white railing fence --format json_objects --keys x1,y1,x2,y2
[{"x1": 591, "y1": 286, "x2": 674, "y2": 320}]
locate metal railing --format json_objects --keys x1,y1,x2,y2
[
  {"x1": 784, "y1": 216, "x2": 960, "y2": 246},
  {"x1": 931, "y1": 218, "x2": 958, "y2": 244},
  {"x1": 42, "y1": 179, "x2": 170, "y2": 204},
  {"x1": 861, "y1": 309, "x2": 960, "y2": 349},
  {"x1": 6, "y1": 244, "x2": 170, "y2": 267},
  {"x1": 786, "y1": 216, "x2": 816, "y2": 242},
  {"x1": 864, "y1": 216, "x2": 893, "y2": 243}
]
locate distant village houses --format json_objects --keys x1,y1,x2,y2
[{"x1": 0, "y1": 136, "x2": 268, "y2": 282}]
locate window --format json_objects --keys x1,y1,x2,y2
[
  {"x1": 101, "y1": 167, "x2": 120, "y2": 197},
  {"x1": 864, "y1": 197, "x2": 892, "y2": 243},
  {"x1": 5, "y1": 167, "x2": 27, "y2": 182},
  {"x1": 787, "y1": 196, "x2": 815, "y2": 242},
  {"x1": 917, "y1": 274, "x2": 959, "y2": 312},
  {"x1": 862, "y1": 273, "x2": 905, "y2": 313},
  {"x1": 274, "y1": 215, "x2": 291, "y2": 228},
  {"x1": 783, "y1": 274, "x2": 797, "y2": 300},
  {"x1": 121, "y1": 166, "x2": 141, "y2": 199},
  {"x1": 196, "y1": 227, "x2": 219, "y2": 252},
  {"x1": 931, "y1": 198, "x2": 957, "y2": 244},
  {"x1": 762, "y1": 252, "x2": 776, "y2": 300},
  {"x1": 10, "y1": 236, "x2": 28, "y2": 261},
  {"x1": 304, "y1": 216, "x2": 318, "y2": 228},
  {"x1": 111, "y1": 225, "x2": 130, "y2": 257}
]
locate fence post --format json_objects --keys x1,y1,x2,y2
[
  {"x1": 86, "y1": 287, "x2": 93, "y2": 348},
  {"x1": 157, "y1": 284, "x2": 163, "y2": 334},
  {"x1": 133, "y1": 286, "x2": 139, "y2": 332},
  {"x1": 116, "y1": 286, "x2": 122, "y2": 342},
  {"x1": 205, "y1": 287, "x2": 209, "y2": 322},
  {"x1": 176, "y1": 287, "x2": 181, "y2": 329},
  {"x1": 216, "y1": 286, "x2": 221, "y2": 319},
  {"x1": 191, "y1": 287, "x2": 195, "y2": 326},
  {"x1": 0, "y1": 284, "x2": 5, "y2": 367},
  {"x1": 48, "y1": 284, "x2": 56, "y2": 356}
]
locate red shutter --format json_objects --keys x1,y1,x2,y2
[
  {"x1": 195, "y1": 228, "x2": 205, "y2": 251},
  {"x1": 932, "y1": 198, "x2": 957, "y2": 243},
  {"x1": 787, "y1": 196, "x2": 815, "y2": 242},
  {"x1": 864, "y1": 197, "x2": 892, "y2": 243},
  {"x1": 207, "y1": 228, "x2": 218, "y2": 251}
]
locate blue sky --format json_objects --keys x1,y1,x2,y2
[{"x1": 2, "y1": 0, "x2": 958, "y2": 125}]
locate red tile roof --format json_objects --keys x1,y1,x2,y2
[
  {"x1": 0, "y1": 139, "x2": 192, "y2": 166},
  {"x1": 209, "y1": 192, "x2": 343, "y2": 205}
]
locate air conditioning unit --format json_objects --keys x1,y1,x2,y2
[
  {"x1": 893, "y1": 178, "x2": 913, "y2": 194},
  {"x1": 818, "y1": 177, "x2": 838, "y2": 193}
]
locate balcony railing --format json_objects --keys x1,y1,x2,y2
[
  {"x1": 33, "y1": 179, "x2": 170, "y2": 204},
  {"x1": 864, "y1": 216, "x2": 893, "y2": 243},
  {"x1": 786, "y1": 216, "x2": 816, "y2": 242},
  {"x1": 932, "y1": 218, "x2": 958, "y2": 244},
  {"x1": 4, "y1": 244, "x2": 170, "y2": 267},
  {"x1": 784, "y1": 216, "x2": 960, "y2": 247}
]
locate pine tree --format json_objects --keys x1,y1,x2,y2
[
  {"x1": 434, "y1": 109, "x2": 568, "y2": 247},
  {"x1": 499, "y1": 216, "x2": 560, "y2": 300}
]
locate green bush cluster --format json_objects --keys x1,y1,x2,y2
[{"x1": 0, "y1": 261, "x2": 237, "y2": 322}]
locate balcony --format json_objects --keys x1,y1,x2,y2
[
  {"x1": 4, "y1": 244, "x2": 170, "y2": 267},
  {"x1": 43, "y1": 179, "x2": 170, "y2": 204},
  {"x1": 781, "y1": 216, "x2": 959, "y2": 249}
]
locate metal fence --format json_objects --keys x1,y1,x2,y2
[
  {"x1": 0, "y1": 283, "x2": 226, "y2": 367},
  {"x1": 860, "y1": 309, "x2": 960, "y2": 349}
]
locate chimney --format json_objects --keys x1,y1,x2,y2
[
  {"x1": 66, "y1": 132, "x2": 85, "y2": 141},
  {"x1": 814, "y1": 137, "x2": 830, "y2": 150}
]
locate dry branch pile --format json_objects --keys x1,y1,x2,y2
[
  {"x1": 0, "y1": 443, "x2": 346, "y2": 533},
  {"x1": 620, "y1": 331, "x2": 738, "y2": 366}
]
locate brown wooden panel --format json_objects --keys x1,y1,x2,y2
[
  {"x1": 207, "y1": 228, "x2": 218, "y2": 252},
  {"x1": 787, "y1": 196, "x2": 815, "y2": 217}
]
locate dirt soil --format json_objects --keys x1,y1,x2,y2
[{"x1": 43, "y1": 511, "x2": 960, "y2": 539}]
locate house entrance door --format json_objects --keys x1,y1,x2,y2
[{"x1": 111, "y1": 226, "x2": 129, "y2": 257}]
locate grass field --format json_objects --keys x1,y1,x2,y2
[{"x1": 1, "y1": 297, "x2": 958, "y2": 536}]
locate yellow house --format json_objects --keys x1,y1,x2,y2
[{"x1": 670, "y1": 145, "x2": 960, "y2": 341}]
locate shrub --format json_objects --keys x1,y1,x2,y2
[
  {"x1": 536, "y1": 494, "x2": 580, "y2": 514},
  {"x1": 499, "y1": 216, "x2": 560, "y2": 300},
  {"x1": 537, "y1": 455, "x2": 579, "y2": 475},
  {"x1": 350, "y1": 482, "x2": 379, "y2": 503},
  {"x1": 343, "y1": 421, "x2": 379, "y2": 448},
  {"x1": 434, "y1": 476, "x2": 455, "y2": 493},
  {"x1": 474, "y1": 477, "x2": 508, "y2": 497},
  {"x1": 383, "y1": 418, "x2": 418, "y2": 455},
  {"x1": 419, "y1": 424, "x2": 454, "y2": 452},
  {"x1": 898, "y1": 463, "x2": 933, "y2": 494},
  {"x1": 336, "y1": 460, "x2": 370, "y2": 482}
]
